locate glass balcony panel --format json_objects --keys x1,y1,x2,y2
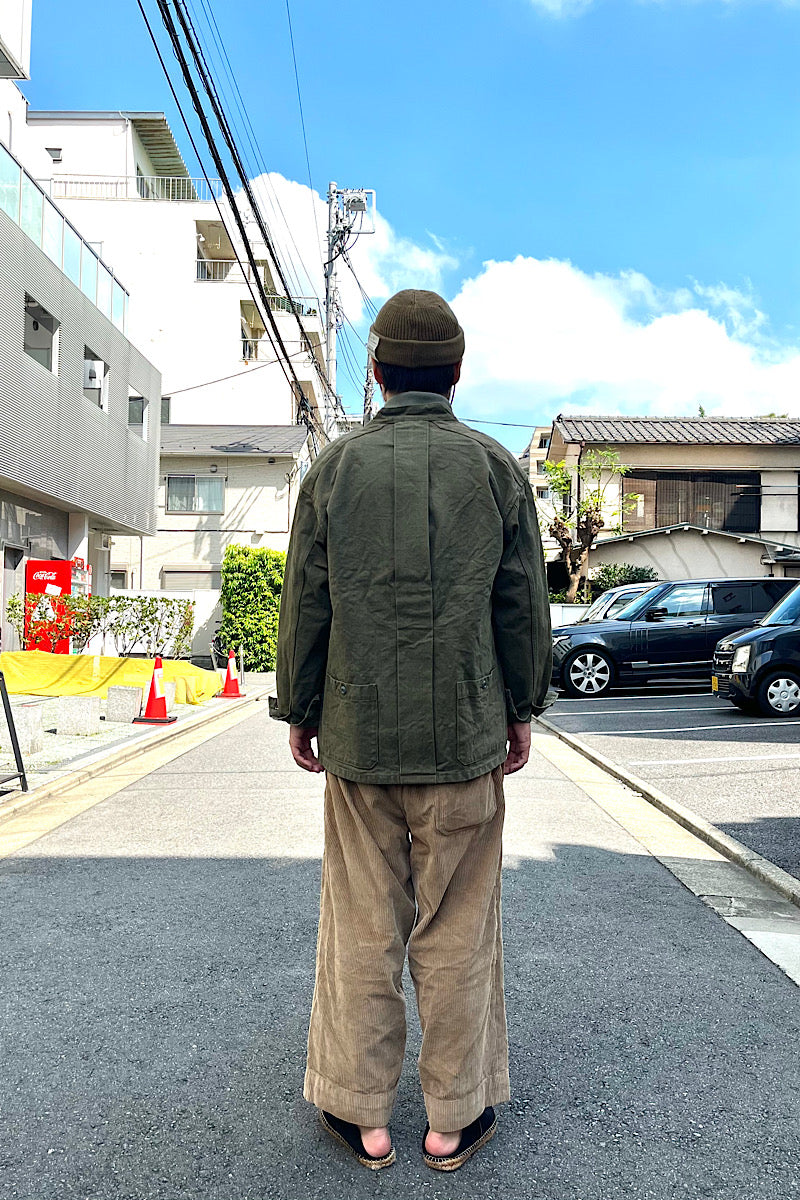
[
  {"x1": 97, "y1": 264, "x2": 113, "y2": 317},
  {"x1": 63, "y1": 223, "x2": 82, "y2": 287},
  {"x1": 0, "y1": 142, "x2": 20, "y2": 221},
  {"x1": 81, "y1": 245, "x2": 98, "y2": 302},
  {"x1": 112, "y1": 281, "x2": 125, "y2": 330},
  {"x1": 19, "y1": 174, "x2": 43, "y2": 244},
  {"x1": 42, "y1": 198, "x2": 63, "y2": 267}
]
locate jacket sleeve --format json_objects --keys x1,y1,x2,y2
[
  {"x1": 492, "y1": 478, "x2": 555, "y2": 720},
  {"x1": 269, "y1": 479, "x2": 331, "y2": 726}
]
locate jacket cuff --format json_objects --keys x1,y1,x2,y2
[
  {"x1": 506, "y1": 686, "x2": 558, "y2": 722},
  {"x1": 268, "y1": 693, "x2": 321, "y2": 726}
]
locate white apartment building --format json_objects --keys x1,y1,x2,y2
[
  {"x1": 24, "y1": 109, "x2": 330, "y2": 437},
  {"x1": 0, "y1": 10, "x2": 160, "y2": 647}
]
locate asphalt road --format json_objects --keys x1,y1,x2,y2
[
  {"x1": 547, "y1": 683, "x2": 800, "y2": 879},
  {"x1": 4, "y1": 707, "x2": 800, "y2": 1197}
]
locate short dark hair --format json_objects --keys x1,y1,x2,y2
[{"x1": 376, "y1": 361, "x2": 458, "y2": 398}]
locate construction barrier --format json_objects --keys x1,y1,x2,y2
[{"x1": 0, "y1": 650, "x2": 222, "y2": 705}]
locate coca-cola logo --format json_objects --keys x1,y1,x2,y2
[{"x1": 32, "y1": 571, "x2": 58, "y2": 581}]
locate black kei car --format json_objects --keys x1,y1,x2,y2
[
  {"x1": 552, "y1": 577, "x2": 796, "y2": 698},
  {"x1": 712, "y1": 583, "x2": 800, "y2": 716}
]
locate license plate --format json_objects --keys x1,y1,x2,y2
[{"x1": 711, "y1": 676, "x2": 718, "y2": 693}]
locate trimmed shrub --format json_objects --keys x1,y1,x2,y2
[
  {"x1": 590, "y1": 563, "x2": 659, "y2": 593},
  {"x1": 219, "y1": 544, "x2": 286, "y2": 671}
]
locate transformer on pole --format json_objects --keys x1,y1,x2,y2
[{"x1": 324, "y1": 181, "x2": 376, "y2": 430}]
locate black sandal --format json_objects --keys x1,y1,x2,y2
[
  {"x1": 422, "y1": 1106, "x2": 497, "y2": 1172},
  {"x1": 319, "y1": 1111, "x2": 396, "y2": 1170}
]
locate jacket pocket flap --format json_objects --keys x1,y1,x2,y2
[
  {"x1": 458, "y1": 671, "x2": 495, "y2": 699},
  {"x1": 326, "y1": 674, "x2": 377, "y2": 703}
]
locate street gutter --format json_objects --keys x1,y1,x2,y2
[
  {"x1": 0, "y1": 689, "x2": 269, "y2": 824},
  {"x1": 536, "y1": 713, "x2": 800, "y2": 911}
]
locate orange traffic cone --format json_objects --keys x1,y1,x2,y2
[
  {"x1": 133, "y1": 656, "x2": 178, "y2": 724},
  {"x1": 216, "y1": 648, "x2": 245, "y2": 698}
]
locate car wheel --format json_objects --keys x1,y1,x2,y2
[
  {"x1": 757, "y1": 671, "x2": 800, "y2": 718},
  {"x1": 562, "y1": 649, "x2": 614, "y2": 698}
]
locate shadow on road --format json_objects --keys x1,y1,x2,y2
[{"x1": 3, "y1": 844, "x2": 800, "y2": 1199}]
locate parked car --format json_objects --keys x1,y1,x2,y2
[
  {"x1": 552, "y1": 577, "x2": 796, "y2": 698},
  {"x1": 576, "y1": 582, "x2": 659, "y2": 624},
  {"x1": 712, "y1": 583, "x2": 800, "y2": 716}
]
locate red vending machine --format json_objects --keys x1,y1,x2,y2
[{"x1": 24, "y1": 558, "x2": 91, "y2": 653}]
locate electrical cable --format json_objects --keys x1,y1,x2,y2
[
  {"x1": 189, "y1": 0, "x2": 316, "y2": 300},
  {"x1": 166, "y1": 348, "x2": 309, "y2": 396},
  {"x1": 136, "y1": 0, "x2": 321, "y2": 446},
  {"x1": 154, "y1": 0, "x2": 328, "y2": 445},
  {"x1": 284, "y1": 0, "x2": 322, "y2": 266},
  {"x1": 172, "y1": 0, "x2": 340, "y2": 420}
]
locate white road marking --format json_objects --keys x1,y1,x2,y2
[
  {"x1": 627, "y1": 753, "x2": 800, "y2": 766},
  {"x1": 586, "y1": 721, "x2": 794, "y2": 736},
  {"x1": 553, "y1": 692, "x2": 710, "y2": 703},
  {"x1": 558, "y1": 706, "x2": 731, "y2": 717}
]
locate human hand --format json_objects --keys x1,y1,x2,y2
[
  {"x1": 503, "y1": 721, "x2": 531, "y2": 775},
  {"x1": 289, "y1": 725, "x2": 324, "y2": 773}
]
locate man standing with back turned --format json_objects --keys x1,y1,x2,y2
[{"x1": 270, "y1": 289, "x2": 552, "y2": 1172}]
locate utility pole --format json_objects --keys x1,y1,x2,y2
[{"x1": 324, "y1": 181, "x2": 376, "y2": 434}]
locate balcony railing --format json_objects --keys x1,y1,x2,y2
[
  {"x1": 48, "y1": 175, "x2": 224, "y2": 202},
  {"x1": 0, "y1": 141, "x2": 129, "y2": 331},
  {"x1": 197, "y1": 259, "x2": 319, "y2": 313}
]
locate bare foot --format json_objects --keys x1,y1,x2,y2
[
  {"x1": 425, "y1": 1128, "x2": 461, "y2": 1156},
  {"x1": 359, "y1": 1125, "x2": 391, "y2": 1158}
]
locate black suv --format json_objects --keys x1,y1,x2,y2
[
  {"x1": 552, "y1": 577, "x2": 796, "y2": 698},
  {"x1": 713, "y1": 583, "x2": 800, "y2": 716}
]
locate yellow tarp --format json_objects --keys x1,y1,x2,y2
[{"x1": 0, "y1": 651, "x2": 222, "y2": 705}]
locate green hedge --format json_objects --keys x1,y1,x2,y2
[
  {"x1": 590, "y1": 563, "x2": 659, "y2": 592},
  {"x1": 219, "y1": 544, "x2": 286, "y2": 671}
]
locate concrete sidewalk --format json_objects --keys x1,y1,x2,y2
[{"x1": 2, "y1": 709, "x2": 800, "y2": 1198}]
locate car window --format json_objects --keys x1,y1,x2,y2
[
  {"x1": 711, "y1": 584, "x2": 752, "y2": 615},
  {"x1": 753, "y1": 580, "x2": 796, "y2": 610},
  {"x1": 606, "y1": 591, "x2": 644, "y2": 618},
  {"x1": 656, "y1": 584, "x2": 707, "y2": 617}
]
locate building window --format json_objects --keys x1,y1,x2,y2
[
  {"x1": 537, "y1": 434, "x2": 550, "y2": 449},
  {"x1": 536, "y1": 486, "x2": 550, "y2": 501},
  {"x1": 166, "y1": 475, "x2": 225, "y2": 514},
  {"x1": 110, "y1": 570, "x2": 128, "y2": 590},
  {"x1": 128, "y1": 388, "x2": 147, "y2": 438},
  {"x1": 83, "y1": 348, "x2": 109, "y2": 409},
  {"x1": 45, "y1": 147, "x2": 63, "y2": 163},
  {"x1": 161, "y1": 396, "x2": 171, "y2": 425},
  {"x1": 623, "y1": 471, "x2": 760, "y2": 534},
  {"x1": 161, "y1": 569, "x2": 222, "y2": 591},
  {"x1": 24, "y1": 295, "x2": 59, "y2": 372}
]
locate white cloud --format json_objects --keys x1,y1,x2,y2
[
  {"x1": 248, "y1": 172, "x2": 455, "y2": 321},
  {"x1": 528, "y1": 0, "x2": 799, "y2": 17},
  {"x1": 449, "y1": 255, "x2": 800, "y2": 429}
]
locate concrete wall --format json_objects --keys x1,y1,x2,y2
[{"x1": 588, "y1": 529, "x2": 782, "y2": 581}]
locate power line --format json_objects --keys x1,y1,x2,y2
[
  {"x1": 170, "y1": 0, "x2": 340, "y2": 422},
  {"x1": 166, "y1": 348, "x2": 309, "y2": 396},
  {"x1": 146, "y1": 0, "x2": 327, "y2": 447},
  {"x1": 284, "y1": 0, "x2": 322, "y2": 267},
  {"x1": 189, "y1": 0, "x2": 313, "y2": 300}
]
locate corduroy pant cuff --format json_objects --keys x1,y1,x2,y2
[
  {"x1": 304, "y1": 1067, "x2": 398, "y2": 1127},
  {"x1": 423, "y1": 1069, "x2": 510, "y2": 1132}
]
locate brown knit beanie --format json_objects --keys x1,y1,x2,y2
[{"x1": 367, "y1": 289, "x2": 465, "y2": 369}]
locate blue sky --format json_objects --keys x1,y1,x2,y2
[{"x1": 20, "y1": 0, "x2": 800, "y2": 449}]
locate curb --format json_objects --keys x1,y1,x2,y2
[
  {"x1": 536, "y1": 713, "x2": 800, "y2": 911},
  {"x1": 0, "y1": 689, "x2": 269, "y2": 823}
]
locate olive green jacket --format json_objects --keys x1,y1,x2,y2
[{"x1": 270, "y1": 392, "x2": 553, "y2": 784}]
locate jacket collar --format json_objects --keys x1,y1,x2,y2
[{"x1": 372, "y1": 391, "x2": 458, "y2": 421}]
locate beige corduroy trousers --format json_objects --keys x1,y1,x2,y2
[{"x1": 303, "y1": 766, "x2": 510, "y2": 1132}]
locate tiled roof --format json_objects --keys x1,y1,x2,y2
[
  {"x1": 160, "y1": 425, "x2": 309, "y2": 456},
  {"x1": 554, "y1": 415, "x2": 800, "y2": 446}
]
